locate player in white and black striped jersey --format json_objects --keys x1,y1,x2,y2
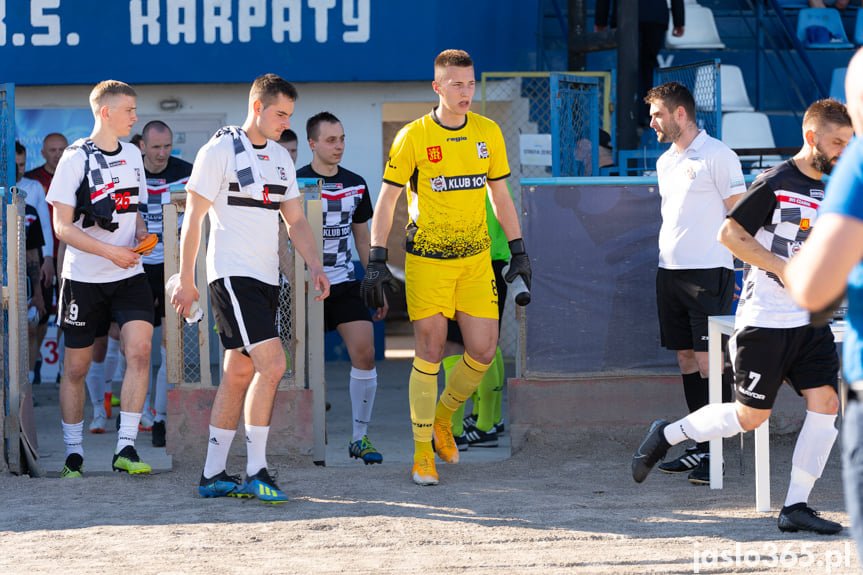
[
  {"x1": 633, "y1": 99, "x2": 854, "y2": 535},
  {"x1": 296, "y1": 111, "x2": 386, "y2": 465},
  {"x1": 137, "y1": 120, "x2": 193, "y2": 447},
  {"x1": 47, "y1": 80, "x2": 156, "y2": 478}
]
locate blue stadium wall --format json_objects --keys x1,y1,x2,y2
[{"x1": 0, "y1": 0, "x2": 538, "y2": 85}]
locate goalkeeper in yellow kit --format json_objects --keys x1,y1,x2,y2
[{"x1": 361, "y1": 49, "x2": 531, "y2": 485}]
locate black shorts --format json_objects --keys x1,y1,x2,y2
[
  {"x1": 144, "y1": 264, "x2": 165, "y2": 327},
  {"x1": 324, "y1": 281, "x2": 371, "y2": 333},
  {"x1": 59, "y1": 274, "x2": 154, "y2": 349},
  {"x1": 143, "y1": 263, "x2": 165, "y2": 327},
  {"x1": 209, "y1": 276, "x2": 279, "y2": 351},
  {"x1": 447, "y1": 259, "x2": 508, "y2": 345},
  {"x1": 729, "y1": 324, "x2": 839, "y2": 410},
  {"x1": 656, "y1": 267, "x2": 734, "y2": 352}
]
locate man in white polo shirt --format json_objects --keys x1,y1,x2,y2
[{"x1": 646, "y1": 81, "x2": 746, "y2": 484}]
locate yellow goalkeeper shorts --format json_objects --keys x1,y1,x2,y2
[{"x1": 405, "y1": 250, "x2": 499, "y2": 322}]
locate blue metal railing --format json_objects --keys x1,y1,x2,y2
[{"x1": 761, "y1": 0, "x2": 829, "y2": 100}]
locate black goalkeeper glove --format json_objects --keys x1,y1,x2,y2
[
  {"x1": 361, "y1": 246, "x2": 398, "y2": 309},
  {"x1": 504, "y1": 238, "x2": 532, "y2": 290}
]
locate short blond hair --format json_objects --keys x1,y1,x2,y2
[{"x1": 89, "y1": 80, "x2": 137, "y2": 115}]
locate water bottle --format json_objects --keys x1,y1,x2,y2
[
  {"x1": 502, "y1": 264, "x2": 531, "y2": 306},
  {"x1": 165, "y1": 273, "x2": 204, "y2": 324}
]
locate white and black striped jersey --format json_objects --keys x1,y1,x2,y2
[
  {"x1": 187, "y1": 133, "x2": 299, "y2": 286},
  {"x1": 139, "y1": 156, "x2": 193, "y2": 265},
  {"x1": 729, "y1": 159, "x2": 823, "y2": 329},
  {"x1": 47, "y1": 141, "x2": 147, "y2": 283},
  {"x1": 295, "y1": 164, "x2": 372, "y2": 286}
]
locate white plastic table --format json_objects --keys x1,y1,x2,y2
[{"x1": 707, "y1": 315, "x2": 846, "y2": 512}]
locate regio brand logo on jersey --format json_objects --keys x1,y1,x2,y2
[
  {"x1": 476, "y1": 141, "x2": 488, "y2": 159},
  {"x1": 810, "y1": 189, "x2": 824, "y2": 200},
  {"x1": 257, "y1": 154, "x2": 270, "y2": 161},
  {"x1": 427, "y1": 146, "x2": 443, "y2": 163}
]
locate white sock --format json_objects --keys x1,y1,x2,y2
[
  {"x1": 116, "y1": 411, "x2": 141, "y2": 451},
  {"x1": 663, "y1": 402, "x2": 744, "y2": 445},
  {"x1": 85, "y1": 360, "x2": 106, "y2": 407},
  {"x1": 245, "y1": 424, "x2": 270, "y2": 477},
  {"x1": 203, "y1": 426, "x2": 237, "y2": 479},
  {"x1": 62, "y1": 420, "x2": 84, "y2": 457},
  {"x1": 784, "y1": 410, "x2": 838, "y2": 507},
  {"x1": 349, "y1": 367, "x2": 378, "y2": 441},
  {"x1": 104, "y1": 336, "x2": 121, "y2": 395},
  {"x1": 154, "y1": 346, "x2": 169, "y2": 423}
]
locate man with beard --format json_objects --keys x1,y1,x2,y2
[
  {"x1": 787, "y1": 49, "x2": 863, "y2": 559},
  {"x1": 645, "y1": 82, "x2": 746, "y2": 484},
  {"x1": 632, "y1": 99, "x2": 853, "y2": 535}
]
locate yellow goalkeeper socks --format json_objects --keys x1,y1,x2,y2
[
  {"x1": 409, "y1": 357, "x2": 440, "y2": 446},
  {"x1": 436, "y1": 352, "x2": 491, "y2": 422}
]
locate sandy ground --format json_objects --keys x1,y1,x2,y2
[{"x1": 1, "y1": 359, "x2": 859, "y2": 574}]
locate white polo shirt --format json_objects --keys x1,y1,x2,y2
[{"x1": 656, "y1": 130, "x2": 746, "y2": 270}]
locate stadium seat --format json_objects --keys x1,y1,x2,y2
[
  {"x1": 796, "y1": 8, "x2": 854, "y2": 49},
  {"x1": 720, "y1": 65, "x2": 754, "y2": 112},
  {"x1": 665, "y1": 4, "x2": 725, "y2": 49},
  {"x1": 856, "y1": 9, "x2": 863, "y2": 45},
  {"x1": 721, "y1": 112, "x2": 781, "y2": 172},
  {"x1": 830, "y1": 67, "x2": 847, "y2": 102}
]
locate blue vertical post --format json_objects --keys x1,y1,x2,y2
[
  {"x1": 714, "y1": 59, "x2": 722, "y2": 140},
  {"x1": 1, "y1": 83, "x2": 14, "y2": 456},
  {"x1": 756, "y1": 1, "x2": 763, "y2": 112}
]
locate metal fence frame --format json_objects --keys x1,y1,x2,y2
[
  {"x1": 162, "y1": 179, "x2": 327, "y2": 461},
  {"x1": 550, "y1": 74, "x2": 600, "y2": 177},
  {"x1": 654, "y1": 59, "x2": 722, "y2": 140},
  {"x1": 480, "y1": 71, "x2": 613, "y2": 360},
  {"x1": 1, "y1": 83, "x2": 16, "y2": 473},
  {"x1": 3, "y1": 191, "x2": 29, "y2": 474}
]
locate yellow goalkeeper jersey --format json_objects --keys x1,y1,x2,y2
[{"x1": 383, "y1": 109, "x2": 510, "y2": 259}]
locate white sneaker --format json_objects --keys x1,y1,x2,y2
[
  {"x1": 90, "y1": 414, "x2": 107, "y2": 434},
  {"x1": 139, "y1": 412, "x2": 154, "y2": 432}
]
